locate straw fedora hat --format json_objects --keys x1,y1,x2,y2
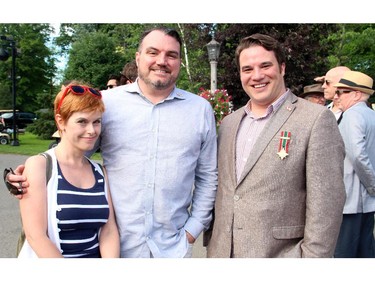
[
  {"x1": 334, "y1": 70, "x2": 374, "y2": 95},
  {"x1": 300, "y1": 83, "x2": 324, "y2": 99}
]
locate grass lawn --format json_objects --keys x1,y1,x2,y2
[{"x1": 0, "y1": 131, "x2": 102, "y2": 160}]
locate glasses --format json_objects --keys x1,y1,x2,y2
[
  {"x1": 335, "y1": 89, "x2": 353, "y2": 97},
  {"x1": 323, "y1": 79, "x2": 331, "y2": 86},
  {"x1": 57, "y1": 85, "x2": 102, "y2": 114},
  {"x1": 107, "y1": 85, "x2": 116, "y2": 89},
  {"x1": 3, "y1": 168, "x2": 23, "y2": 195}
]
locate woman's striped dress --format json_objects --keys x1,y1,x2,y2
[{"x1": 55, "y1": 162, "x2": 109, "y2": 258}]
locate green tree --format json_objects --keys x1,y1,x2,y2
[
  {"x1": 64, "y1": 31, "x2": 125, "y2": 89},
  {"x1": 0, "y1": 24, "x2": 56, "y2": 112},
  {"x1": 324, "y1": 24, "x2": 375, "y2": 103}
]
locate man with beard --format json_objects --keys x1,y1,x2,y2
[{"x1": 5, "y1": 27, "x2": 218, "y2": 258}]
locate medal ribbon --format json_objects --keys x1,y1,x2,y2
[{"x1": 278, "y1": 131, "x2": 291, "y2": 153}]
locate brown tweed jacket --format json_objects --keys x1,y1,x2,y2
[{"x1": 206, "y1": 92, "x2": 346, "y2": 258}]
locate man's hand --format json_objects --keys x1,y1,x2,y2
[
  {"x1": 186, "y1": 231, "x2": 196, "y2": 244},
  {"x1": 4, "y1": 165, "x2": 28, "y2": 198}
]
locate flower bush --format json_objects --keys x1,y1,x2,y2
[{"x1": 198, "y1": 88, "x2": 233, "y2": 129}]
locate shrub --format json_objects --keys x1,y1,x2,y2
[{"x1": 198, "y1": 88, "x2": 233, "y2": 129}]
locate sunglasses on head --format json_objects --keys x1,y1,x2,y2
[
  {"x1": 3, "y1": 168, "x2": 23, "y2": 195},
  {"x1": 57, "y1": 85, "x2": 102, "y2": 114}
]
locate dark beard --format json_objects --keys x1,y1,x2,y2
[
  {"x1": 139, "y1": 73, "x2": 176, "y2": 91},
  {"x1": 153, "y1": 79, "x2": 171, "y2": 90}
]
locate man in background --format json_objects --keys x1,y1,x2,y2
[
  {"x1": 299, "y1": 83, "x2": 326, "y2": 105},
  {"x1": 333, "y1": 70, "x2": 375, "y2": 258},
  {"x1": 106, "y1": 74, "x2": 121, "y2": 89},
  {"x1": 315, "y1": 66, "x2": 350, "y2": 124}
]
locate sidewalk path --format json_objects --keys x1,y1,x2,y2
[{"x1": 0, "y1": 154, "x2": 27, "y2": 258}]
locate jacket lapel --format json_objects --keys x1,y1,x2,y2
[
  {"x1": 236, "y1": 94, "x2": 297, "y2": 187},
  {"x1": 222, "y1": 108, "x2": 246, "y2": 189}
]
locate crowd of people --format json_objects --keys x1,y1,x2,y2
[
  {"x1": 300, "y1": 66, "x2": 375, "y2": 258},
  {"x1": 3, "y1": 26, "x2": 375, "y2": 259}
]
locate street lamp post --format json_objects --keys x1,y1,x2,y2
[
  {"x1": 0, "y1": 35, "x2": 19, "y2": 146},
  {"x1": 206, "y1": 38, "x2": 221, "y2": 93}
]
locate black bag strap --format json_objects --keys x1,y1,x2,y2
[{"x1": 39, "y1": 152, "x2": 52, "y2": 183}]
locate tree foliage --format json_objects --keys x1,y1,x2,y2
[
  {"x1": 2, "y1": 23, "x2": 375, "y2": 139},
  {"x1": 64, "y1": 31, "x2": 125, "y2": 89},
  {"x1": 0, "y1": 24, "x2": 56, "y2": 112}
]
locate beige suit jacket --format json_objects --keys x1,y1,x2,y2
[{"x1": 207, "y1": 93, "x2": 346, "y2": 258}]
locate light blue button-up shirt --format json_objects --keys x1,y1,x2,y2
[{"x1": 97, "y1": 81, "x2": 217, "y2": 257}]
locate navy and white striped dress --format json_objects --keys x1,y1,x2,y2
[{"x1": 56, "y1": 161, "x2": 109, "y2": 258}]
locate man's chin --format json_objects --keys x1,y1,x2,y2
[{"x1": 152, "y1": 79, "x2": 176, "y2": 90}]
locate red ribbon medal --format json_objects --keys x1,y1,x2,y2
[{"x1": 277, "y1": 131, "x2": 291, "y2": 160}]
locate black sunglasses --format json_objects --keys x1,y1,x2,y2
[
  {"x1": 3, "y1": 168, "x2": 23, "y2": 195},
  {"x1": 335, "y1": 89, "x2": 353, "y2": 97},
  {"x1": 107, "y1": 85, "x2": 115, "y2": 89}
]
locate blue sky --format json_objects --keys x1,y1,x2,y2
[{"x1": 48, "y1": 23, "x2": 68, "y2": 83}]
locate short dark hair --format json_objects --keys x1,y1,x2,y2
[
  {"x1": 107, "y1": 74, "x2": 121, "y2": 86},
  {"x1": 138, "y1": 26, "x2": 182, "y2": 54},
  {"x1": 235, "y1": 33, "x2": 286, "y2": 72},
  {"x1": 120, "y1": 60, "x2": 138, "y2": 85}
]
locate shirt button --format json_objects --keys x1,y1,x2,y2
[{"x1": 234, "y1": 195, "x2": 240, "y2": 201}]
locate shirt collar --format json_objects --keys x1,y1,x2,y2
[
  {"x1": 128, "y1": 80, "x2": 186, "y2": 102},
  {"x1": 244, "y1": 88, "x2": 290, "y2": 118}
]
